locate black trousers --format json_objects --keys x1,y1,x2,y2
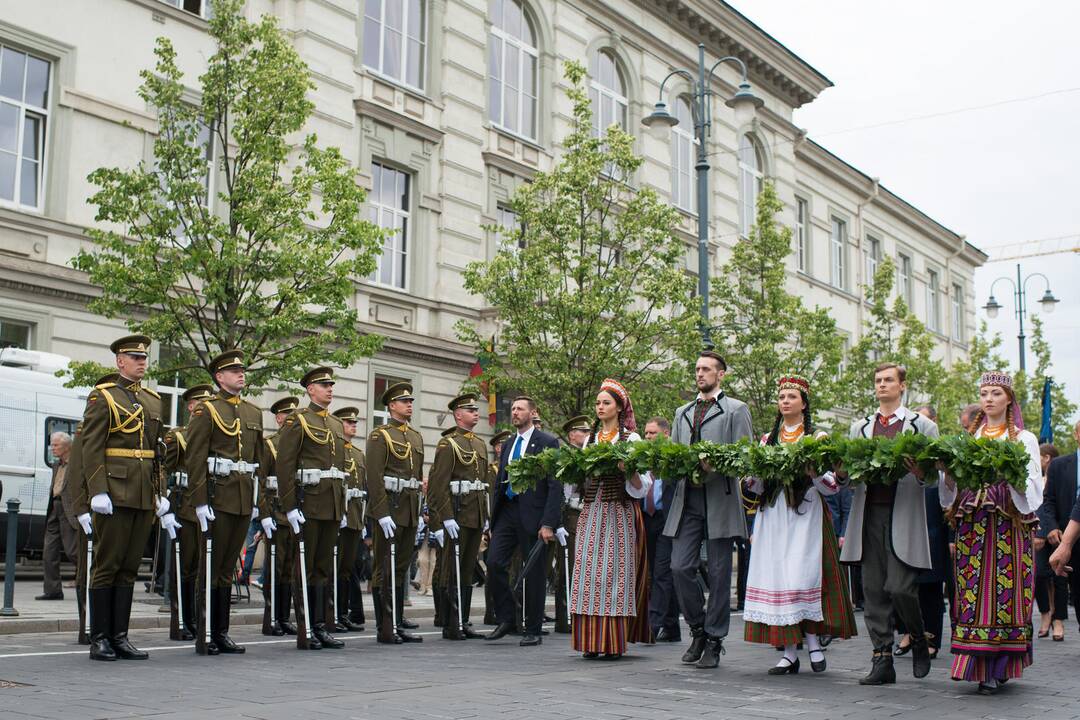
[
  {"x1": 643, "y1": 509, "x2": 679, "y2": 633},
  {"x1": 488, "y1": 500, "x2": 546, "y2": 634}
]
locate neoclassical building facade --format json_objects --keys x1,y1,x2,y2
[{"x1": 0, "y1": 0, "x2": 985, "y2": 445}]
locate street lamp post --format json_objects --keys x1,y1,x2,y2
[
  {"x1": 642, "y1": 43, "x2": 763, "y2": 349},
  {"x1": 982, "y1": 263, "x2": 1059, "y2": 372}
]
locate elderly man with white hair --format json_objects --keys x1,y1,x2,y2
[{"x1": 38, "y1": 430, "x2": 76, "y2": 600}]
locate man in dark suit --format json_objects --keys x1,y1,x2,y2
[
  {"x1": 38, "y1": 431, "x2": 76, "y2": 600},
  {"x1": 642, "y1": 417, "x2": 680, "y2": 641},
  {"x1": 1040, "y1": 421, "x2": 1080, "y2": 626},
  {"x1": 485, "y1": 396, "x2": 561, "y2": 646}
]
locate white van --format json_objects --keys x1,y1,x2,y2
[{"x1": 0, "y1": 348, "x2": 89, "y2": 557}]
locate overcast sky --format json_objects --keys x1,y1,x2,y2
[{"x1": 739, "y1": 1, "x2": 1080, "y2": 420}]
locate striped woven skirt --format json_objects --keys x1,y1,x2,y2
[
  {"x1": 949, "y1": 503, "x2": 1035, "y2": 682},
  {"x1": 744, "y1": 507, "x2": 857, "y2": 646},
  {"x1": 571, "y1": 499, "x2": 651, "y2": 654}
]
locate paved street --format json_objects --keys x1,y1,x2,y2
[{"x1": 3, "y1": 609, "x2": 1079, "y2": 720}]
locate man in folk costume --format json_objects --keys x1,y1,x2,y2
[
  {"x1": 838, "y1": 362, "x2": 939, "y2": 684},
  {"x1": 552, "y1": 415, "x2": 589, "y2": 634},
  {"x1": 258, "y1": 396, "x2": 300, "y2": 636},
  {"x1": 166, "y1": 383, "x2": 215, "y2": 642},
  {"x1": 664, "y1": 351, "x2": 753, "y2": 669},
  {"x1": 275, "y1": 367, "x2": 349, "y2": 650},
  {"x1": 83, "y1": 335, "x2": 177, "y2": 661},
  {"x1": 331, "y1": 406, "x2": 367, "y2": 632},
  {"x1": 366, "y1": 381, "x2": 425, "y2": 644},
  {"x1": 428, "y1": 393, "x2": 489, "y2": 640}
]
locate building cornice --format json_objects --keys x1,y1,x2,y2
[{"x1": 354, "y1": 98, "x2": 445, "y2": 144}]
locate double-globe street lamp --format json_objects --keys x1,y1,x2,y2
[
  {"x1": 642, "y1": 43, "x2": 763, "y2": 349},
  {"x1": 982, "y1": 263, "x2": 1059, "y2": 372}
]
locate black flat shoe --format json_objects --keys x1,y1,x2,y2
[
  {"x1": 809, "y1": 650, "x2": 826, "y2": 673},
  {"x1": 894, "y1": 642, "x2": 912, "y2": 656},
  {"x1": 977, "y1": 680, "x2": 999, "y2": 695},
  {"x1": 400, "y1": 618, "x2": 419, "y2": 630},
  {"x1": 583, "y1": 651, "x2": 599, "y2": 659},
  {"x1": 519, "y1": 633, "x2": 542, "y2": 647},
  {"x1": 768, "y1": 657, "x2": 799, "y2": 675},
  {"x1": 486, "y1": 622, "x2": 514, "y2": 641}
]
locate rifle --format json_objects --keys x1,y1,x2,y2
[
  {"x1": 195, "y1": 470, "x2": 215, "y2": 655},
  {"x1": 261, "y1": 475, "x2": 280, "y2": 636},
  {"x1": 451, "y1": 482, "x2": 464, "y2": 635},
  {"x1": 295, "y1": 480, "x2": 312, "y2": 649}
]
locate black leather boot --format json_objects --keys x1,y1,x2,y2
[
  {"x1": 373, "y1": 586, "x2": 400, "y2": 644},
  {"x1": 311, "y1": 584, "x2": 343, "y2": 649},
  {"x1": 179, "y1": 578, "x2": 196, "y2": 641},
  {"x1": 859, "y1": 650, "x2": 897, "y2": 685},
  {"x1": 110, "y1": 586, "x2": 148, "y2": 660},
  {"x1": 695, "y1": 636, "x2": 725, "y2": 669},
  {"x1": 461, "y1": 588, "x2": 484, "y2": 639},
  {"x1": 278, "y1": 584, "x2": 297, "y2": 635},
  {"x1": 911, "y1": 635, "x2": 931, "y2": 678},
  {"x1": 442, "y1": 586, "x2": 466, "y2": 640},
  {"x1": 336, "y1": 579, "x2": 362, "y2": 630},
  {"x1": 89, "y1": 587, "x2": 116, "y2": 661},
  {"x1": 396, "y1": 586, "x2": 423, "y2": 643},
  {"x1": 681, "y1": 625, "x2": 707, "y2": 664},
  {"x1": 483, "y1": 581, "x2": 497, "y2": 625},
  {"x1": 214, "y1": 587, "x2": 245, "y2": 654},
  {"x1": 433, "y1": 586, "x2": 445, "y2": 628}
]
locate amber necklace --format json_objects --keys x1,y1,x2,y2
[
  {"x1": 780, "y1": 422, "x2": 804, "y2": 444},
  {"x1": 597, "y1": 427, "x2": 619, "y2": 444},
  {"x1": 982, "y1": 423, "x2": 1007, "y2": 439}
]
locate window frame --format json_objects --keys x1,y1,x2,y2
[
  {"x1": 951, "y1": 281, "x2": 965, "y2": 342},
  {"x1": 0, "y1": 43, "x2": 51, "y2": 212},
  {"x1": 670, "y1": 95, "x2": 697, "y2": 214},
  {"x1": 370, "y1": 370, "x2": 416, "y2": 429},
  {"x1": 0, "y1": 316, "x2": 32, "y2": 350},
  {"x1": 864, "y1": 234, "x2": 881, "y2": 286},
  {"x1": 896, "y1": 251, "x2": 913, "y2": 305},
  {"x1": 362, "y1": 0, "x2": 428, "y2": 93},
  {"x1": 737, "y1": 133, "x2": 764, "y2": 238},
  {"x1": 589, "y1": 49, "x2": 628, "y2": 137},
  {"x1": 157, "y1": 0, "x2": 212, "y2": 18},
  {"x1": 494, "y1": 203, "x2": 523, "y2": 251},
  {"x1": 368, "y1": 161, "x2": 412, "y2": 291},
  {"x1": 829, "y1": 215, "x2": 847, "y2": 290},
  {"x1": 795, "y1": 196, "x2": 809, "y2": 273},
  {"x1": 926, "y1": 267, "x2": 941, "y2": 333},
  {"x1": 44, "y1": 416, "x2": 77, "y2": 467},
  {"x1": 487, "y1": 0, "x2": 539, "y2": 142}
]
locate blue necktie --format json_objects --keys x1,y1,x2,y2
[{"x1": 506, "y1": 435, "x2": 524, "y2": 499}]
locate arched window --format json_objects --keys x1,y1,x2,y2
[
  {"x1": 671, "y1": 96, "x2": 696, "y2": 213},
  {"x1": 738, "y1": 133, "x2": 764, "y2": 236},
  {"x1": 589, "y1": 49, "x2": 627, "y2": 135},
  {"x1": 488, "y1": 0, "x2": 538, "y2": 140}
]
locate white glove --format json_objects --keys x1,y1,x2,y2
[
  {"x1": 442, "y1": 518, "x2": 460, "y2": 540},
  {"x1": 286, "y1": 508, "x2": 305, "y2": 534},
  {"x1": 160, "y1": 513, "x2": 181, "y2": 540},
  {"x1": 340, "y1": 515, "x2": 348, "y2": 529},
  {"x1": 77, "y1": 512, "x2": 93, "y2": 536},
  {"x1": 362, "y1": 527, "x2": 368, "y2": 540},
  {"x1": 555, "y1": 527, "x2": 569, "y2": 547},
  {"x1": 195, "y1": 504, "x2": 216, "y2": 532},
  {"x1": 251, "y1": 507, "x2": 259, "y2": 520},
  {"x1": 433, "y1": 529, "x2": 445, "y2": 547},
  {"x1": 155, "y1": 496, "x2": 170, "y2": 517},
  {"x1": 378, "y1": 515, "x2": 396, "y2": 539},
  {"x1": 90, "y1": 493, "x2": 113, "y2": 515},
  {"x1": 261, "y1": 516, "x2": 276, "y2": 539}
]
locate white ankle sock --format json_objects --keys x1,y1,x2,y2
[
  {"x1": 805, "y1": 633, "x2": 822, "y2": 653},
  {"x1": 780, "y1": 643, "x2": 797, "y2": 663}
]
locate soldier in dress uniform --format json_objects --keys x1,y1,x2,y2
[
  {"x1": 428, "y1": 394, "x2": 490, "y2": 640},
  {"x1": 552, "y1": 415, "x2": 589, "y2": 634},
  {"x1": 83, "y1": 335, "x2": 177, "y2": 661},
  {"x1": 259, "y1": 396, "x2": 300, "y2": 636},
  {"x1": 483, "y1": 430, "x2": 513, "y2": 626},
  {"x1": 331, "y1": 406, "x2": 367, "y2": 632},
  {"x1": 184, "y1": 350, "x2": 266, "y2": 655},
  {"x1": 275, "y1": 367, "x2": 348, "y2": 650},
  {"x1": 366, "y1": 381, "x2": 425, "y2": 644},
  {"x1": 165, "y1": 383, "x2": 215, "y2": 641}
]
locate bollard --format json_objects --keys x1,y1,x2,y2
[{"x1": 1, "y1": 498, "x2": 20, "y2": 616}]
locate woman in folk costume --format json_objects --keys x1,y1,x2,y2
[
  {"x1": 570, "y1": 378, "x2": 652, "y2": 659},
  {"x1": 939, "y1": 371, "x2": 1043, "y2": 695},
  {"x1": 742, "y1": 375, "x2": 857, "y2": 674}
]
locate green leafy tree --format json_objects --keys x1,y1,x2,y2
[
  {"x1": 457, "y1": 61, "x2": 699, "y2": 428},
  {"x1": 934, "y1": 321, "x2": 1009, "y2": 433},
  {"x1": 70, "y1": 0, "x2": 382, "y2": 390},
  {"x1": 836, "y1": 255, "x2": 948, "y2": 423},
  {"x1": 709, "y1": 181, "x2": 844, "y2": 437},
  {"x1": 1012, "y1": 316, "x2": 1077, "y2": 451}
]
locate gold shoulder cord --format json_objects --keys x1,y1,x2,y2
[
  {"x1": 204, "y1": 401, "x2": 243, "y2": 456},
  {"x1": 266, "y1": 437, "x2": 278, "y2": 460},
  {"x1": 175, "y1": 430, "x2": 187, "y2": 452},
  {"x1": 99, "y1": 387, "x2": 145, "y2": 449},
  {"x1": 445, "y1": 435, "x2": 478, "y2": 469},
  {"x1": 298, "y1": 412, "x2": 335, "y2": 457},
  {"x1": 377, "y1": 426, "x2": 413, "y2": 471}
]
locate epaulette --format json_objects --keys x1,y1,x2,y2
[
  {"x1": 192, "y1": 404, "x2": 206, "y2": 417},
  {"x1": 440, "y1": 427, "x2": 457, "y2": 438},
  {"x1": 142, "y1": 387, "x2": 161, "y2": 399},
  {"x1": 284, "y1": 415, "x2": 297, "y2": 427},
  {"x1": 95, "y1": 382, "x2": 117, "y2": 390}
]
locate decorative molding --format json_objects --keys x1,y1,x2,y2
[
  {"x1": 123, "y1": 0, "x2": 210, "y2": 31},
  {"x1": 60, "y1": 87, "x2": 158, "y2": 134},
  {"x1": 481, "y1": 151, "x2": 536, "y2": 181},
  {"x1": 354, "y1": 98, "x2": 444, "y2": 144}
]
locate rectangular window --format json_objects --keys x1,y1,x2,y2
[
  {"x1": 372, "y1": 373, "x2": 411, "y2": 427},
  {"x1": 926, "y1": 268, "x2": 941, "y2": 332},
  {"x1": 0, "y1": 45, "x2": 50, "y2": 210},
  {"x1": 44, "y1": 416, "x2": 77, "y2": 467},
  {"x1": 795, "y1": 197, "x2": 808, "y2": 272},
  {"x1": 495, "y1": 204, "x2": 523, "y2": 250},
  {"x1": 897, "y1": 252, "x2": 913, "y2": 305},
  {"x1": 369, "y1": 162, "x2": 411, "y2": 289},
  {"x1": 952, "y1": 282, "x2": 965, "y2": 341},
  {"x1": 671, "y1": 119, "x2": 696, "y2": 213},
  {"x1": 829, "y1": 216, "x2": 847, "y2": 290},
  {"x1": 158, "y1": 0, "x2": 212, "y2": 17},
  {"x1": 363, "y1": 0, "x2": 426, "y2": 91},
  {"x1": 0, "y1": 318, "x2": 32, "y2": 349},
  {"x1": 864, "y1": 235, "x2": 881, "y2": 285}
]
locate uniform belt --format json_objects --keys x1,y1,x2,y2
[
  {"x1": 265, "y1": 475, "x2": 278, "y2": 491},
  {"x1": 209, "y1": 457, "x2": 258, "y2": 477},
  {"x1": 383, "y1": 476, "x2": 420, "y2": 492},
  {"x1": 105, "y1": 448, "x2": 155, "y2": 459},
  {"x1": 450, "y1": 480, "x2": 487, "y2": 495},
  {"x1": 296, "y1": 467, "x2": 346, "y2": 485},
  {"x1": 346, "y1": 488, "x2": 367, "y2": 501},
  {"x1": 173, "y1": 471, "x2": 189, "y2": 489}
]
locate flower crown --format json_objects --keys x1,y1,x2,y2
[
  {"x1": 600, "y1": 378, "x2": 630, "y2": 407},
  {"x1": 778, "y1": 375, "x2": 810, "y2": 395}
]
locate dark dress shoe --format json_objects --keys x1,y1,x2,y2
[
  {"x1": 313, "y1": 627, "x2": 344, "y2": 649},
  {"x1": 910, "y1": 637, "x2": 931, "y2": 678},
  {"x1": 178, "y1": 627, "x2": 195, "y2": 641},
  {"x1": 307, "y1": 635, "x2": 323, "y2": 649},
  {"x1": 214, "y1": 634, "x2": 246, "y2": 654},
  {"x1": 695, "y1": 637, "x2": 724, "y2": 669},
  {"x1": 767, "y1": 657, "x2": 800, "y2": 675},
  {"x1": 519, "y1": 633, "x2": 542, "y2": 647},
  {"x1": 205, "y1": 640, "x2": 221, "y2": 656},
  {"x1": 35, "y1": 592, "x2": 64, "y2": 601},
  {"x1": 443, "y1": 626, "x2": 467, "y2": 640},
  {"x1": 400, "y1": 618, "x2": 419, "y2": 630},
  {"x1": 280, "y1": 620, "x2": 298, "y2": 636},
  {"x1": 977, "y1": 680, "x2": 1000, "y2": 695},
  {"x1": 583, "y1": 652, "x2": 599, "y2": 659},
  {"x1": 809, "y1": 650, "x2": 826, "y2": 673},
  {"x1": 859, "y1": 653, "x2": 896, "y2": 685},
  {"x1": 397, "y1": 629, "x2": 423, "y2": 643},
  {"x1": 486, "y1": 622, "x2": 515, "y2": 641},
  {"x1": 818, "y1": 634, "x2": 833, "y2": 648},
  {"x1": 338, "y1": 617, "x2": 364, "y2": 632},
  {"x1": 89, "y1": 638, "x2": 117, "y2": 661},
  {"x1": 654, "y1": 627, "x2": 681, "y2": 642},
  {"x1": 463, "y1": 626, "x2": 485, "y2": 639},
  {"x1": 111, "y1": 636, "x2": 149, "y2": 660},
  {"x1": 681, "y1": 627, "x2": 707, "y2": 664}
]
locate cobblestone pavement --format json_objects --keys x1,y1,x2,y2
[{"x1": 1, "y1": 611, "x2": 1078, "y2": 720}]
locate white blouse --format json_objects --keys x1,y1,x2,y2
[
  {"x1": 938, "y1": 426, "x2": 1044, "y2": 515},
  {"x1": 583, "y1": 430, "x2": 652, "y2": 500}
]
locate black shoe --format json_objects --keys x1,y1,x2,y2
[
  {"x1": 519, "y1": 633, "x2": 542, "y2": 647},
  {"x1": 205, "y1": 640, "x2": 221, "y2": 656},
  {"x1": 213, "y1": 588, "x2": 245, "y2": 654},
  {"x1": 35, "y1": 592, "x2": 64, "y2": 601},
  {"x1": 463, "y1": 626, "x2": 486, "y2": 639},
  {"x1": 400, "y1": 618, "x2": 419, "y2": 630},
  {"x1": 337, "y1": 616, "x2": 362, "y2": 632},
  {"x1": 307, "y1": 634, "x2": 323, "y2": 650},
  {"x1": 89, "y1": 588, "x2": 117, "y2": 662},
  {"x1": 809, "y1": 650, "x2": 826, "y2": 673},
  {"x1": 977, "y1": 679, "x2": 1000, "y2": 695},
  {"x1": 768, "y1": 657, "x2": 800, "y2": 675},
  {"x1": 544, "y1": 614, "x2": 555, "y2": 623},
  {"x1": 397, "y1": 629, "x2": 423, "y2": 643},
  {"x1": 314, "y1": 626, "x2": 344, "y2": 649},
  {"x1": 911, "y1": 636, "x2": 932, "y2": 678},
  {"x1": 818, "y1": 634, "x2": 833, "y2": 648},
  {"x1": 583, "y1": 651, "x2": 599, "y2": 659},
  {"x1": 655, "y1": 627, "x2": 681, "y2": 642},
  {"x1": 894, "y1": 638, "x2": 912, "y2": 656},
  {"x1": 179, "y1": 626, "x2": 195, "y2": 641},
  {"x1": 682, "y1": 626, "x2": 707, "y2": 664},
  {"x1": 695, "y1": 637, "x2": 724, "y2": 669},
  {"x1": 859, "y1": 652, "x2": 896, "y2": 685},
  {"x1": 110, "y1": 587, "x2": 148, "y2": 660},
  {"x1": 215, "y1": 634, "x2": 245, "y2": 654},
  {"x1": 487, "y1": 622, "x2": 515, "y2": 641},
  {"x1": 89, "y1": 637, "x2": 117, "y2": 661},
  {"x1": 280, "y1": 620, "x2": 298, "y2": 635}
]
